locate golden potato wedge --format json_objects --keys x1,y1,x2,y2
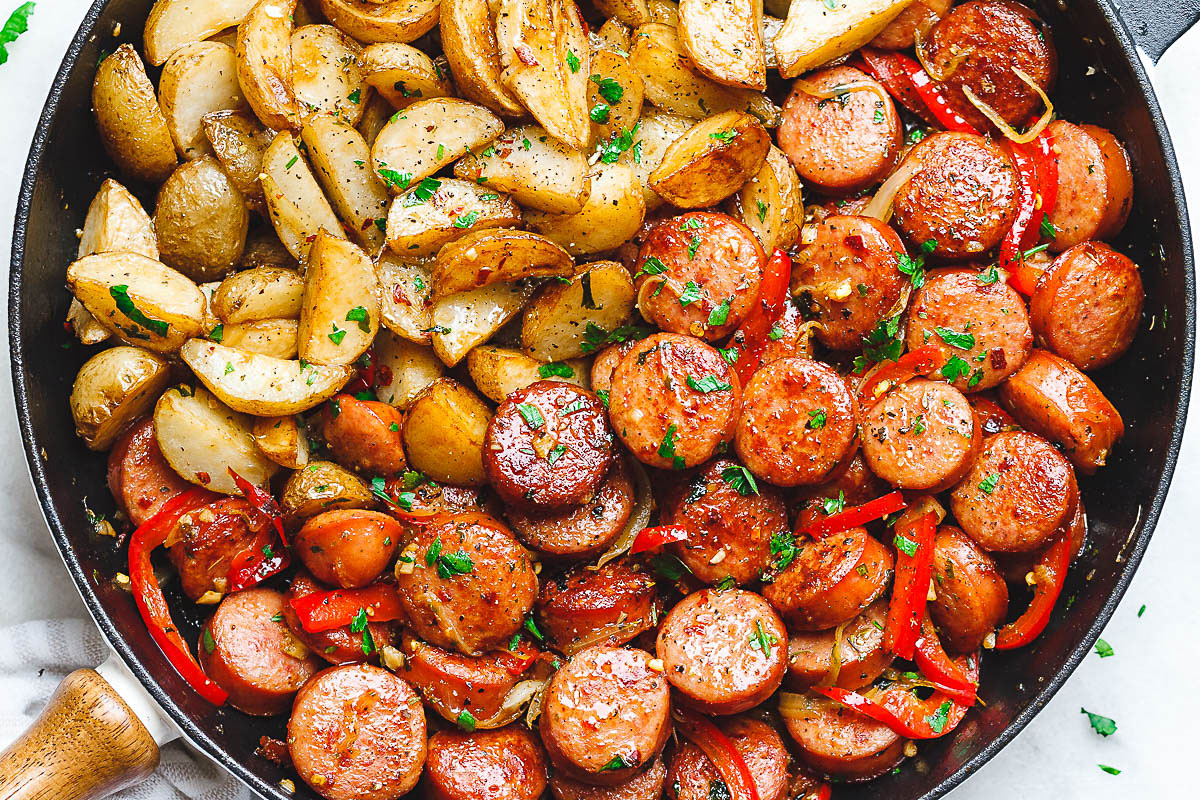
[
  {"x1": 525, "y1": 162, "x2": 646, "y2": 256},
  {"x1": 592, "y1": 19, "x2": 634, "y2": 53},
  {"x1": 292, "y1": 24, "x2": 370, "y2": 125},
  {"x1": 300, "y1": 115, "x2": 390, "y2": 252},
  {"x1": 318, "y1": 0, "x2": 440, "y2": 43},
  {"x1": 374, "y1": 330, "x2": 445, "y2": 408},
  {"x1": 67, "y1": 301, "x2": 112, "y2": 346},
  {"x1": 159, "y1": 41, "x2": 245, "y2": 160},
  {"x1": 467, "y1": 345, "x2": 589, "y2": 402},
  {"x1": 144, "y1": 0, "x2": 257, "y2": 65},
  {"x1": 154, "y1": 157, "x2": 250, "y2": 281},
  {"x1": 282, "y1": 460, "x2": 374, "y2": 522},
  {"x1": 66, "y1": 252, "x2": 207, "y2": 352},
  {"x1": 70, "y1": 347, "x2": 172, "y2": 450},
  {"x1": 179, "y1": 339, "x2": 355, "y2": 415},
  {"x1": 440, "y1": 0, "x2": 525, "y2": 117},
  {"x1": 402, "y1": 378, "x2": 492, "y2": 485},
  {"x1": 385, "y1": 178, "x2": 521, "y2": 257},
  {"x1": 648, "y1": 0, "x2": 679, "y2": 25},
  {"x1": 200, "y1": 281, "x2": 223, "y2": 332},
  {"x1": 357, "y1": 92, "x2": 395, "y2": 147},
  {"x1": 78, "y1": 179, "x2": 158, "y2": 260},
  {"x1": 648, "y1": 109, "x2": 770, "y2": 208},
  {"x1": 298, "y1": 232, "x2": 381, "y2": 365},
  {"x1": 432, "y1": 229, "x2": 574, "y2": 298},
  {"x1": 360, "y1": 42, "x2": 454, "y2": 109},
  {"x1": 376, "y1": 254, "x2": 435, "y2": 343},
  {"x1": 203, "y1": 109, "x2": 271, "y2": 208},
  {"x1": 212, "y1": 266, "x2": 304, "y2": 324},
  {"x1": 153, "y1": 385, "x2": 279, "y2": 492},
  {"x1": 588, "y1": 50, "x2": 645, "y2": 147},
  {"x1": 261, "y1": 132, "x2": 346, "y2": 260},
  {"x1": 724, "y1": 144, "x2": 803, "y2": 251},
  {"x1": 240, "y1": 227, "x2": 299, "y2": 270},
  {"x1": 762, "y1": 14, "x2": 784, "y2": 69},
  {"x1": 430, "y1": 282, "x2": 535, "y2": 366},
  {"x1": 251, "y1": 415, "x2": 310, "y2": 469},
  {"x1": 629, "y1": 23, "x2": 779, "y2": 125},
  {"x1": 93, "y1": 44, "x2": 178, "y2": 183},
  {"x1": 678, "y1": 0, "x2": 765, "y2": 90},
  {"x1": 371, "y1": 98, "x2": 504, "y2": 193},
  {"x1": 521, "y1": 260, "x2": 637, "y2": 360},
  {"x1": 219, "y1": 318, "x2": 300, "y2": 358},
  {"x1": 619, "y1": 109, "x2": 692, "y2": 209},
  {"x1": 775, "y1": 0, "x2": 914, "y2": 78},
  {"x1": 236, "y1": 0, "x2": 301, "y2": 131},
  {"x1": 595, "y1": 0, "x2": 651, "y2": 26},
  {"x1": 453, "y1": 125, "x2": 591, "y2": 214},
  {"x1": 495, "y1": 0, "x2": 591, "y2": 150}
]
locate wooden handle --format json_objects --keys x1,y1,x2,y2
[{"x1": 0, "y1": 669, "x2": 159, "y2": 800}]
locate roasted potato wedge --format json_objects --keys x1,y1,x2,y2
[
  {"x1": 66, "y1": 252, "x2": 207, "y2": 352},
  {"x1": 203, "y1": 109, "x2": 271, "y2": 208},
  {"x1": 68, "y1": 301, "x2": 112, "y2": 346},
  {"x1": 453, "y1": 125, "x2": 591, "y2": 214},
  {"x1": 593, "y1": 18, "x2": 634, "y2": 52},
  {"x1": 440, "y1": 0, "x2": 525, "y2": 117},
  {"x1": 371, "y1": 98, "x2": 504, "y2": 192},
  {"x1": 239, "y1": 227, "x2": 299, "y2": 270},
  {"x1": 78, "y1": 179, "x2": 158, "y2": 260},
  {"x1": 376, "y1": 254, "x2": 435, "y2": 343},
  {"x1": 300, "y1": 115, "x2": 390, "y2": 252},
  {"x1": 357, "y1": 93, "x2": 395, "y2": 147},
  {"x1": 763, "y1": 14, "x2": 784, "y2": 68},
  {"x1": 430, "y1": 282, "x2": 535, "y2": 366},
  {"x1": 725, "y1": 145, "x2": 803, "y2": 251},
  {"x1": 647, "y1": 0, "x2": 679, "y2": 25},
  {"x1": 402, "y1": 378, "x2": 492, "y2": 485},
  {"x1": 144, "y1": 0, "x2": 257, "y2": 65},
  {"x1": 588, "y1": 50, "x2": 645, "y2": 147},
  {"x1": 180, "y1": 339, "x2": 354, "y2": 415},
  {"x1": 154, "y1": 156, "x2": 250, "y2": 281},
  {"x1": 467, "y1": 346, "x2": 589, "y2": 402},
  {"x1": 292, "y1": 24, "x2": 370, "y2": 125},
  {"x1": 153, "y1": 385, "x2": 279, "y2": 492},
  {"x1": 595, "y1": 0, "x2": 651, "y2": 26},
  {"x1": 318, "y1": 0, "x2": 440, "y2": 44},
  {"x1": 521, "y1": 260, "x2": 637, "y2": 360},
  {"x1": 619, "y1": 109, "x2": 693, "y2": 209},
  {"x1": 360, "y1": 43, "x2": 454, "y2": 109},
  {"x1": 432, "y1": 229, "x2": 574, "y2": 298},
  {"x1": 386, "y1": 178, "x2": 521, "y2": 257},
  {"x1": 93, "y1": 44, "x2": 178, "y2": 183},
  {"x1": 648, "y1": 109, "x2": 770, "y2": 207},
  {"x1": 775, "y1": 0, "x2": 915, "y2": 78},
  {"x1": 251, "y1": 414, "x2": 310, "y2": 469},
  {"x1": 298, "y1": 232, "x2": 381, "y2": 365},
  {"x1": 261, "y1": 132, "x2": 346, "y2": 260},
  {"x1": 678, "y1": 0, "x2": 765, "y2": 90},
  {"x1": 212, "y1": 266, "x2": 304, "y2": 324},
  {"x1": 219, "y1": 318, "x2": 300, "y2": 359},
  {"x1": 282, "y1": 460, "x2": 374, "y2": 522},
  {"x1": 374, "y1": 330, "x2": 445, "y2": 408},
  {"x1": 70, "y1": 347, "x2": 172, "y2": 451},
  {"x1": 236, "y1": 0, "x2": 301, "y2": 131},
  {"x1": 158, "y1": 41, "x2": 245, "y2": 160},
  {"x1": 525, "y1": 162, "x2": 646, "y2": 256}
]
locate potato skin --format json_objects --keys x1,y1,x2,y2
[
  {"x1": 402, "y1": 379, "x2": 492, "y2": 486},
  {"x1": 281, "y1": 460, "x2": 375, "y2": 524},
  {"x1": 70, "y1": 347, "x2": 172, "y2": 451},
  {"x1": 155, "y1": 157, "x2": 250, "y2": 282},
  {"x1": 92, "y1": 44, "x2": 178, "y2": 183}
]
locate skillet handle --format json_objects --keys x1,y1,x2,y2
[
  {"x1": 0, "y1": 669, "x2": 159, "y2": 800},
  {"x1": 1112, "y1": 0, "x2": 1200, "y2": 63}
]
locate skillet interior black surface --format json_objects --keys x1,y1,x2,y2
[{"x1": 8, "y1": 1, "x2": 1194, "y2": 798}]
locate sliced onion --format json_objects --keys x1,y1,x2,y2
[
  {"x1": 792, "y1": 78, "x2": 890, "y2": 106},
  {"x1": 525, "y1": 675, "x2": 554, "y2": 728},
  {"x1": 476, "y1": 678, "x2": 547, "y2": 730},
  {"x1": 819, "y1": 620, "x2": 848, "y2": 688},
  {"x1": 862, "y1": 157, "x2": 922, "y2": 222},
  {"x1": 962, "y1": 67, "x2": 1054, "y2": 144},
  {"x1": 424, "y1": 592, "x2": 474, "y2": 655},
  {"x1": 594, "y1": 459, "x2": 655, "y2": 568},
  {"x1": 561, "y1": 621, "x2": 642, "y2": 657},
  {"x1": 906, "y1": 495, "x2": 947, "y2": 526},
  {"x1": 778, "y1": 691, "x2": 821, "y2": 721},
  {"x1": 914, "y1": 30, "x2": 972, "y2": 82}
]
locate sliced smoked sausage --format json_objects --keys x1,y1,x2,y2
[
  {"x1": 735, "y1": 358, "x2": 858, "y2": 487},
  {"x1": 425, "y1": 727, "x2": 548, "y2": 800},
  {"x1": 666, "y1": 717, "x2": 790, "y2": 800},
  {"x1": 871, "y1": 0, "x2": 953, "y2": 49},
  {"x1": 634, "y1": 212, "x2": 765, "y2": 341},
  {"x1": 483, "y1": 381, "x2": 615, "y2": 510},
  {"x1": 609, "y1": 333, "x2": 742, "y2": 470},
  {"x1": 540, "y1": 645, "x2": 672, "y2": 785},
  {"x1": 777, "y1": 66, "x2": 902, "y2": 194},
  {"x1": 284, "y1": 571, "x2": 395, "y2": 665},
  {"x1": 656, "y1": 588, "x2": 788, "y2": 715},
  {"x1": 590, "y1": 342, "x2": 636, "y2": 398},
  {"x1": 536, "y1": 559, "x2": 662, "y2": 655},
  {"x1": 166, "y1": 497, "x2": 264, "y2": 601},
  {"x1": 294, "y1": 509, "x2": 401, "y2": 588},
  {"x1": 400, "y1": 634, "x2": 523, "y2": 727},
  {"x1": 786, "y1": 599, "x2": 892, "y2": 691},
  {"x1": 550, "y1": 757, "x2": 666, "y2": 800},
  {"x1": 287, "y1": 664, "x2": 426, "y2": 800},
  {"x1": 783, "y1": 693, "x2": 904, "y2": 781},
  {"x1": 997, "y1": 349, "x2": 1124, "y2": 474},
  {"x1": 794, "y1": 454, "x2": 890, "y2": 531},
  {"x1": 108, "y1": 416, "x2": 191, "y2": 526},
  {"x1": 1046, "y1": 121, "x2": 1134, "y2": 251},
  {"x1": 1030, "y1": 242, "x2": 1143, "y2": 371},
  {"x1": 323, "y1": 394, "x2": 407, "y2": 476},
  {"x1": 930, "y1": 526, "x2": 1009, "y2": 652}
]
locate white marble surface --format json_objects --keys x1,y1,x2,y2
[{"x1": 0, "y1": 2, "x2": 1195, "y2": 797}]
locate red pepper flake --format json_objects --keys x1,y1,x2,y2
[
  {"x1": 195, "y1": 471, "x2": 211, "y2": 485},
  {"x1": 845, "y1": 234, "x2": 865, "y2": 252},
  {"x1": 516, "y1": 44, "x2": 538, "y2": 66},
  {"x1": 392, "y1": 284, "x2": 412, "y2": 307},
  {"x1": 989, "y1": 348, "x2": 1007, "y2": 370}
]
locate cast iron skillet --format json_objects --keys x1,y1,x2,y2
[{"x1": 8, "y1": 1, "x2": 1197, "y2": 798}]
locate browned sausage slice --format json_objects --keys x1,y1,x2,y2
[
  {"x1": 539, "y1": 646, "x2": 672, "y2": 785},
  {"x1": 759, "y1": 301, "x2": 818, "y2": 366},
  {"x1": 590, "y1": 342, "x2": 635, "y2": 398},
  {"x1": 786, "y1": 599, "x2": 892, "y2": 691},
  {"x1": 735, "y1": 358, "x2": 858, "y2": 487},
  {"x1": 666, "y1": 717, "x2": 790, "y2": 800},
  {"x1": 997, "y1": 349, "x2": 1124, "y2": 474},
  {"x1": 425, "y1": 727, "x2": 548, "y2": 800},
  {"x1": 108, "y1": 416, "x2": 192, "y2": 526},
  {"x1": 1046, "y1": 121, "x2": 1134, "y2": 251},
  {"x1": 949, "y1": 430, "x2": 1077, "y2": 552},
  {"x1": 930, "y1": 526, "x2": 1009, "y2": 652},
  {"x1": 777, "y1": 66, "x2": 902, "y2": 194},
  {"x1": 861, "y1": 379, "x2": 980, "y2": 491},
  {"x1": 871, "y1": 0, "x2": 953, "y2": 49},
  {"x1": 763, "y1": 528, "x2": 893, "y2": 631},
  {"x1": 609, "y1": 333, "x2": 742, "y2": 470},
  {"x1": 794, "y1": 454, "x2": 890, "y2": 531},
  {"x1": 400, "y1": 633, "x2": 523, "y2": 726},
  {"x1": 284, "y1": 571, "x2": 395, "y2": 664},
  {"x1": 906, "y1": 267, "x2": 1033, "y2": 391},
  {"x1": 1030, "y1": 242, "x2": 1143, "y2": 371},
  {"x1": 288, "y1": 664, "x2": 426, "y2": 800},
  {"x1": 550, "y1": 757, "x2": 666, "y2": 800},
  {"x1": 484, "y1": 381, "x2": 614, "y2": 510},
  {"x1": 892, "y1": 132, "x2": 1019, "y2": 258},
  {"x1": 166, "y1": 497, "x2": 264, "y2": 601},
  {"x1": 783, "y1": 693, "x2": 904, "y2": 781},
  {"x1": 199, "y1": 588, "x2": 322, "y2": 716},
  {"x1": 294, "y1": 509, "x2": 401, "y2": 588},
  {"x1": 634, "y1": 212, "x2": 765, "y2": 341},
  {"x1": 394, "y1": 511, "x2": 539, "y2": 655},
  {"x1": 507, "y1": 455, "x2": 634, "y2": 559},
  {"x1": 657, "y1": 589, "x2": 788, "y2": 715},
  {"x1": 536, "y1": 560, "x2": 662, "y2": 655},
  {"x1": 323, "y1": 394, "x2": 407, "y2": 476}
]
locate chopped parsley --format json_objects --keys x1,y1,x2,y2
[
  {"x1": 853, "y1": 316, "x2": 904, "y2": 372},
  {"x1": 517, "y1": 402, "x2": 544, "y2": 429},
  {"x1": 769, "y1": 530, "x2": 796, "y2": 572},
  {"x1": 896, "y1": 252, "x2": 926, "y2": 289},
  {"x1": 941, "y1": 355, "x2": 971, "y2": 381},
  {"x1": 635, "y1": 256, "x2": 668, "y2": 277},
  {"x1": 658, "y1": 424, "x2": 685, "y2": 469},
  {"x1": 708, "y1": 297, "x2": 732, "y2": 327},
  {"x1": 539, "y1": 362, "x2": 574, "y2": 378},
  {"x1": 595, "y1": 123, "x2": 639, "y2": 163},
  {"x1": 935, "y1": 327, "x2": 975, "y2": 350},
  {"x1": 822, "y1": 491, "x2": 846, "y2": 516},
  {"x1": 749, "y1": 619, "x2": 776, "y2": 657},
  {"x1": 565, "y1": 50, "x2": 580, "y2": 73},
  {"x1": 893, "y1": 533, "x2": 918, "y2": 558},
  {"x1": 687, "y1": 374, "x2": 732, "y2": 394},
  {"x1": 807, "y1": 408, "x2": 827, "y2": 430},
  {"x1": 456, "y1": 710, "x2": 476, "y2": 732},
  {"x1": 678, "y1": 280, "x2": 703, "y2": 307},
  {"x1": 926, "y1": 700, "x2": 953, "y2": 734},
  {"x1": 202, "y1": 627, "x2": 215, "y2": 654},
  {"x1": 0, "y1": 2, "x2": 34, "y2": 66},
  {"x1": 346, "y1": 306, "x2": 371, "y2": 332},
  {"x1": 978, "y1": 472, "x2": 1000, "y2": 494},
  {"x1": 1040, "y1": 219, "x2": 1057, "y2": 239},
  {"x1": 720, "y1": 464, "x2": 758, "y2": 496},
  {"x1": 977, "y1": 265, "x2": 1001, "y2": 285},
  {"x1": 109, "y1": 285, "x2": 168, "y2": 337},
  {"x1": 600, "y1": 754, "x2": 632, "y2": 772},
  {"x1": 347, "y1": 87, "x2": 361, "y2": 104},
  {"x1": 208, "y1": 324, "x2": 223, "y2": 342},
  {"x1": 436, "y1": 550, "x2": 474, "y2": 579},
  {"x1": 756, "y1": 200, "x2": 768, "y2": 223},
  {"x1": 709, "y1": 130, "x2": 737, "y2": 144},
  {"x1": 1081, "y1": 708, "x2": 1117, "y2": 737},
  {"x1": 412, "y1": 176, "x2": 441, "y2": 201},
  {"x1": 1094, "y1": 638, "x2": 1114, "y2": 658},
  {"x1": 547, "y1": 444, "x2": 567, "y2": 465},
  {"x1": 378, "y1": 168, "x2": 412, "y2": 189},
  {"x1": 589, "y1": 102, "x2": 610, "y2": 123},
  {"x1": 590, "y1": 75, "x2": 623, "y2": 103},
  {"x1": 328, "y1": 324, "x2": 346, "y2": 345},
  {"x1": 454, "y1": 211, "x2": 479, "y2": 228},
  {"x1": 1098, "y1": 765, "x2": 1122, "y2": 776},
  {"x1": 580, "y1": 321, "x2": 650, "y2": 354}
]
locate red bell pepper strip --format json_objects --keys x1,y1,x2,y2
[
  {"x1": 857, "y1": 343, "x2": 942, "y2": 409},
  {"x1": 377, "y1": 476, "x2": 445, "y2": 523},
  {"x1": 228, "y1": 467, "x2": 287, "y2": 545},
  {"x1": 796, "y1": 491, "x2": 907, "y2": 538},
  {"x1": 858, "y1": 48, "x2": 936, "y2": 124},
  {"x1": 128, "y1": 487, "x2": 228, "y2": 705},
  {"x1": 629, "y1": 524, "x2": 690, "y2": 555},
  {"x1": 883, "y1": 510, "x2": 937, "y2": 660},
  {"x1": 995, "y1": 528, "x2": 1072, "y2": 649},
  {"x1": 914, "y1": 616, "x2": 978, "y2": 706},
  {"x1": 1004, "y1": 128, "x2": 1060, "y2": 296},
  {"x1": 731, "y1": 248, "x2": 792, "y2": 385},
  {"x1": 859, "y1": 49, "x2": 979, "y2": 135},
  {"x1": 226, "y1": 540, "x2": 291, "y2": 593},
  {"x1": 495, "y1": 638, "x2": 541, "y2": 676},
  {"x1": 289, "y1": 583, "x2": 407, "y2": 634},
  {"x1": 673, "y1": 708, "x2": 760, "y2": 800}
]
